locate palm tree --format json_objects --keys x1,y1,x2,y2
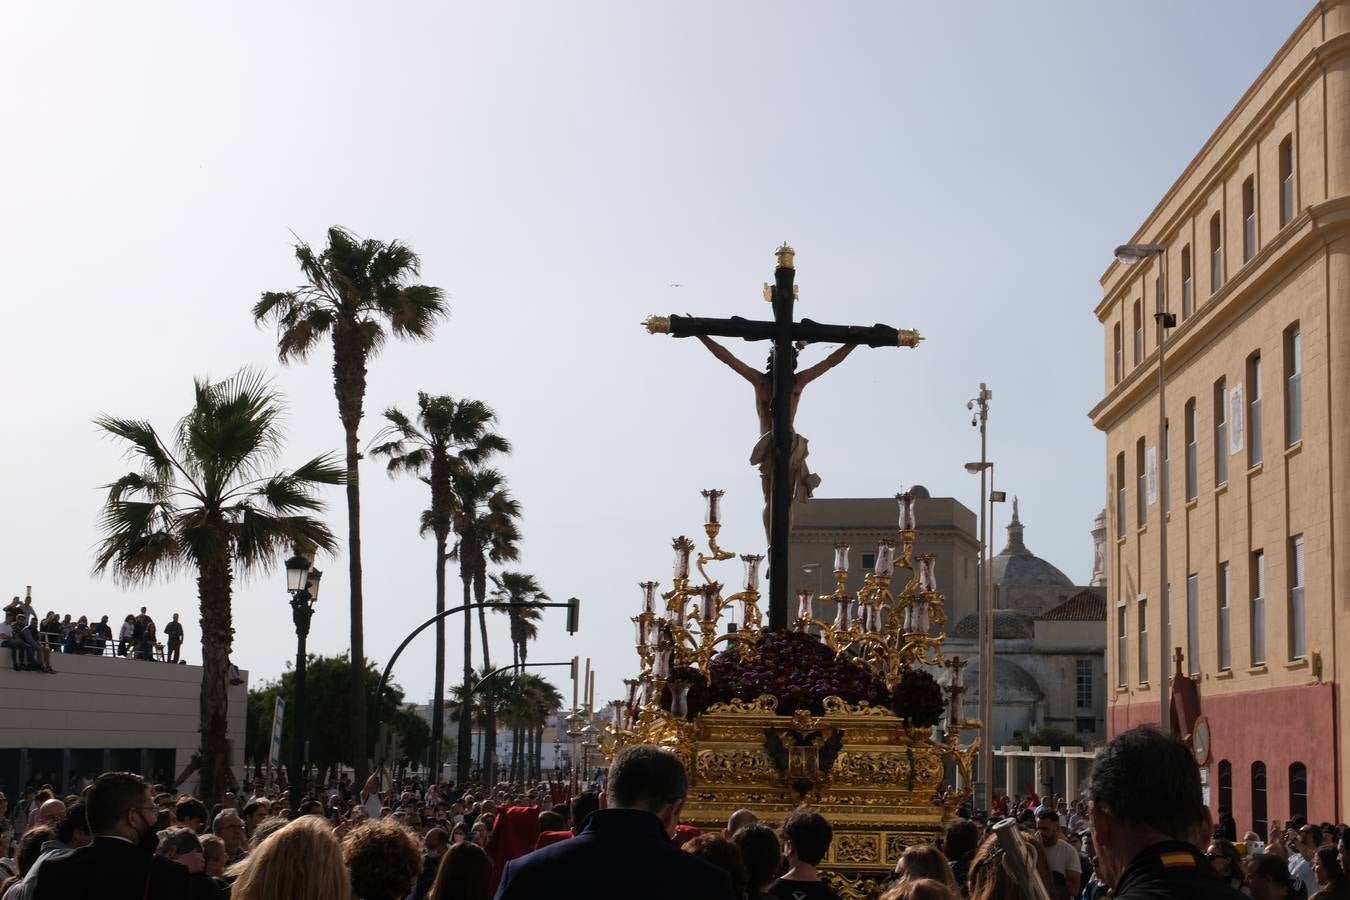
[
  {"x1": 524, "y1": 675, "x2": 564, "y2": 782},
  {"x1": 93, "y1": 370, "x2": 341, "y2": 800},
  {"x1": 370, "y1": 393, "x2": 509, "y2": 779},
  {"x1": 253, "y1": 226, "x2": 447, "y2": 783},
  {"x1": 489, "y1": 572, "x2": 549, "y2": 671},
  {"x1": 448, "y1": 467, "x2": 521, "y2": 784}
]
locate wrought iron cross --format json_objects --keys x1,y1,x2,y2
[{"x1": 645, "y1": 243, "x2": 920, "y2": 629}]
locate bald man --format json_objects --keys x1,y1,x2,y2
[
  {"x1": 725, "y1": 809, "x2": 758, "y2": 838},
  {"x1": 35, "y1": 800, "x2": 65, "y2": 827}
]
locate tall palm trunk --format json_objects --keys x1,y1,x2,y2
[
  {"x1": 533, "y1": 724, "x2": 544, "y2": 782},
  {"x1": 430, "y1": 531, "x2": 447, "y2": 779},
  {"x1": 457, "y1": 567, "x2": 473, "y2": 785},
  {"x1": 334, "y1": 330, "x2": 369, "y2": 785},
  {"x1": 473, "y1": 561, "x2": 496, "y2": 783},
  {"x1": 198, "y1": 546, "x2": 235, "y2": 802}
]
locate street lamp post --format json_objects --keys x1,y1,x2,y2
[
  {"x1": 1116, "y1": 242, "x2": 1175, "y2": 733},
  {"x1": 284, "y1": 549, "x2": 322, "y2": 816},
  {"x1": 965, "y1": 384, "x2": 993, "y2": 812}
]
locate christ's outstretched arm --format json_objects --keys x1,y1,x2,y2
[
  {"x1": 795, "y1": 343, "x2": 856, "y2": 388},
  {"x1": 693, "y1": 334, "x2": 762, "y2": 385}
]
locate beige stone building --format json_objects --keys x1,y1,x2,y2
[{"x1": 1090, "y1": 0, "x2": 1350, "y2": 833}]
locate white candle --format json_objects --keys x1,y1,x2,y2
[
  {"x1": 640, "y1": 581, "x2": 659, "y2": 614},
  {"x1": 875, "y1": 541, "x2": 896, "y2": 573},
  {"x1": 741, "y1": 554, "x2": 764, "y2": 592},
  {"x1": 833, "y1": 598, "x2": 852, "y2": 630},
  {"x1": 797, "y1": 590, "x2": 814, "y2": 621},
  {"x1": 702, "y1": 489, "x2": 724, "y2": 525},
  {"x1": 833, "y1": 542, "x2": 850, "y2": 573},
  {"x1": 673, "y1": 537, "x2": 694, "y2": 580},
  {"x1": 919, "y1": 557, "x2": 937, "y2": 592},
  {"x1": 897, "y1": 492, "x2": 917, "y2": 530},
  {"x1": 700, "y1": 586, "x2": 717, "y2": 622}
]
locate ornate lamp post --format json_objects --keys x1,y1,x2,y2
[{"x1": 284, "y1": 548, "x2": 322, "y2": 816}]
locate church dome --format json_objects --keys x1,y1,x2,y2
[{"x1": 990, "y1": 498, "x2": 1073, "y2": 587}]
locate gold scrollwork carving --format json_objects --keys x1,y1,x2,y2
[
  {"x1": 831, "y1": 751, "x2": 911, "y2": 785},
  {"x1": 834, "y1": 832, "x2": 881, "y2": 864},
  {"x1": 704, "y1": 694, "x2": 780, "y2": 715},
  {"x1": 821, "y1": 696, "x2": 894, "y2": 718},
  {"x1": 695, "y1": 749, "x2": 774, "y2": 785},
  {"x1": 823, "y1": 870, "x2": 889, "y2": 900}
]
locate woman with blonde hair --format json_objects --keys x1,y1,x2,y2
[
  {"x1": 882, "y1": 844, "x2": 961, "y2": 898},
  {"x1": 231, "y1": 815, "x2": 351, "y2": 900}
]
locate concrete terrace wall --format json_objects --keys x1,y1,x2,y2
[{"x1": 0, "y1": 652, "x2": 247, "y2": 795}]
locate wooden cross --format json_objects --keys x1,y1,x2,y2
[{"x1": 645, "y1": 244, "x2": 920, "y2": 629}]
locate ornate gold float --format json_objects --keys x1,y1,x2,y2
[{"x1": 599, "y1": 491, "x2": 979, "y2": 900}]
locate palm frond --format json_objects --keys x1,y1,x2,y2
[
  {"x1": 381, "y1": 283, "x2": 448, "y2": 339},
  {"x1": 94, "y1": 416, "x2": 175, "y2": 482}
]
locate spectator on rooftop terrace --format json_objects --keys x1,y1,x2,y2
[{"x1": 118, "y1": 615, "x2": 134, "y2": 657}]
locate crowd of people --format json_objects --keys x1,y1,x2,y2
[
  {"x1": 0, "y1": 590, "x2": 186, "y2": 672},
  {"x1": 0, "y1": 727, "x2": 1343, "y2": 900}
]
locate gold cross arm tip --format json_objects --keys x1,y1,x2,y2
[
  {"x1": 897, "y1": 328, "x2": 923, "y2": 348},
  {"x1": 643, "y1": 315, "x2": 672, "y2": 334}
]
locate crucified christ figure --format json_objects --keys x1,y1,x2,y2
[{"x1": 694, "y1": 334, "x2": 857, "y2": 540}]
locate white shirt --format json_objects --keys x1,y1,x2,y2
[
  {"x1": 0, "y1": 623, "x2": 12, "y2": 641},
  {"x1": 1289, "y1": 853, "x2": 1317, "y2": 897},
  {"x1": 1042, "y1": 838, "x2": 1082, "y2": 877}
]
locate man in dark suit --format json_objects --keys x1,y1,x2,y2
[
  {"x1": 31, "y1": 772, "x2": 192, "y2": 900},
  {"x1": 494, "y1": 745, "x2": 735, "y2": 900}
]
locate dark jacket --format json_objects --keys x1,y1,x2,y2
[
  {"x1": 1112, "y1": 841, "x2": 1249, "y2": 900},
  {"x1": 31, "y1": 835, "x2": 192, "y2": 900},
  {"x1": 494, "y1": 809, "x2": 736, "y2": 900}
]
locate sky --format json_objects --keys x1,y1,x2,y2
[{"x1": 0, "y1": 2, "x2": 1310, "y2": 721}]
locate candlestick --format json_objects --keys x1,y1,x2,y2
[
  {"x1": 700, "y1": 585, "x2": 717, "y2": 622},
  {"x1": 918, "y1": 555, "x2": 937, "y2": 592},
  {"x1": 701, "y1": 489, "x2": 724, "y2": 525},
  {"x1": 669, "y1": 680, "x2": 692, "y2": 718},
  {"x1": 741, "y1": 554, "x2": 764, "y2": 592},
  {"x1": 582, "y1": 657, "x2": 591, "y2": 709},
  {"x1": 632, "y1": 615, "x2": 648, "y2": 647},
  {"x1": 672, "y1": 537, "x2": 695, "y2": 580},
  {"x1": 640, "y1": 581, "x2": 659, "y2": 614},
  {"x1": 896, "y1": 491, "x2": 917, "y2": 531},
  {"x1": 654, "y1": 646, "x2": 672, "y2": 678},
  {"x1": 797, "y1": 589, "x2": 813, "y2": 621},
  {"x1": 833, "y1": 597, "x2": 852, "y2": 629},
  {"x1": 833, "y1": 542, "x2": 850, "y2": 573},
  {"x1": 875, "y1": 540, "x2": 896, "y2": 573}
]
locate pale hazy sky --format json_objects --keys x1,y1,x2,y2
[{"x1": 1, "y1": 2, "x2": 1308, "y2": 715}]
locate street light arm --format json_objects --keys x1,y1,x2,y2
[{"x1": 372, "y1": 602, "x2": 576, "y2": 769}]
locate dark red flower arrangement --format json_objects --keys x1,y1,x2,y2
[
  {"x1": 662, "y1": 629, "x2": 889, "y2": 718},
  {"x1": 890, "y1": 668, "x2": 944, "y2": 727}
]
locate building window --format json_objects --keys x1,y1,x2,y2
[
  {"x1": 1251, "y1": 549, "x2": 1266, "y2": 666},
  {"x1": 1116, "y1": 604, "x2": 1128, "y2": 687},
  {"x1": 1137, "y1": 596, "x2": 1149, "y2": 684},
  {"x1": 1075, "y1": 716, "x2": 1095, "y2": 734},
  {"x1": 1181, "y1": 244, "x2": 1193, "y2": 318},
  {"x1": 1280, "y1": 135, "x2": 1295, "y2": 227},
  {"x1": 1218, "y1": 561, "x2": 1232, "y2": 671},
  {"x1": 1076, "y1": 659, "x2": 1093, "y2": 709},
  {"x1": 1133, "y1": 300, "x2": 1143, "y2": 365},
  {"x1": 1113, "y1": 323, "x2": 1123, "y2": 384},
  {"x1": 861, "y1": 553, "x2": 876, "y2": 570},
  {"x1": 1243, "y1": 176, "x2": 1257, "y2": 262},
  {"x1": 1289, "y1": 534, "x2": 1305, "y2": 660},
  {"x1": 1185, "y1": 399, "x2": 1198, "y2": 501},
  {"x1": 1210, "y1": 212, "x2": 1223, "y2": 291},
  {"x1": 1289, "y1": 762, "x2": 1308, "y2": 822},
  {"x1": 1186, "y1": 574, "x2": 1200, "y2": 676},
  {"x1": 1214, "y1": 377, "x2": 1228, "y2": 485},
  {"x1": 1218, "y1": 760, "x2": 1233, "y2": 815},
  {"x1": 1248, "y1": 353, "x2": 1263, "y2": 467},
  {"x1": 1286, "y1": 325, "x2": 1302, "y2": 446},
  {"x1": 1252, "y1": 762, "x2": 1268, "y2": 841},
  {"x1": 1136, "y1": 437, "x2": 1148, "y2": 528},
  {"x1": 1116, "y1": 453, "x2": 1126, "y2": 538}
]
